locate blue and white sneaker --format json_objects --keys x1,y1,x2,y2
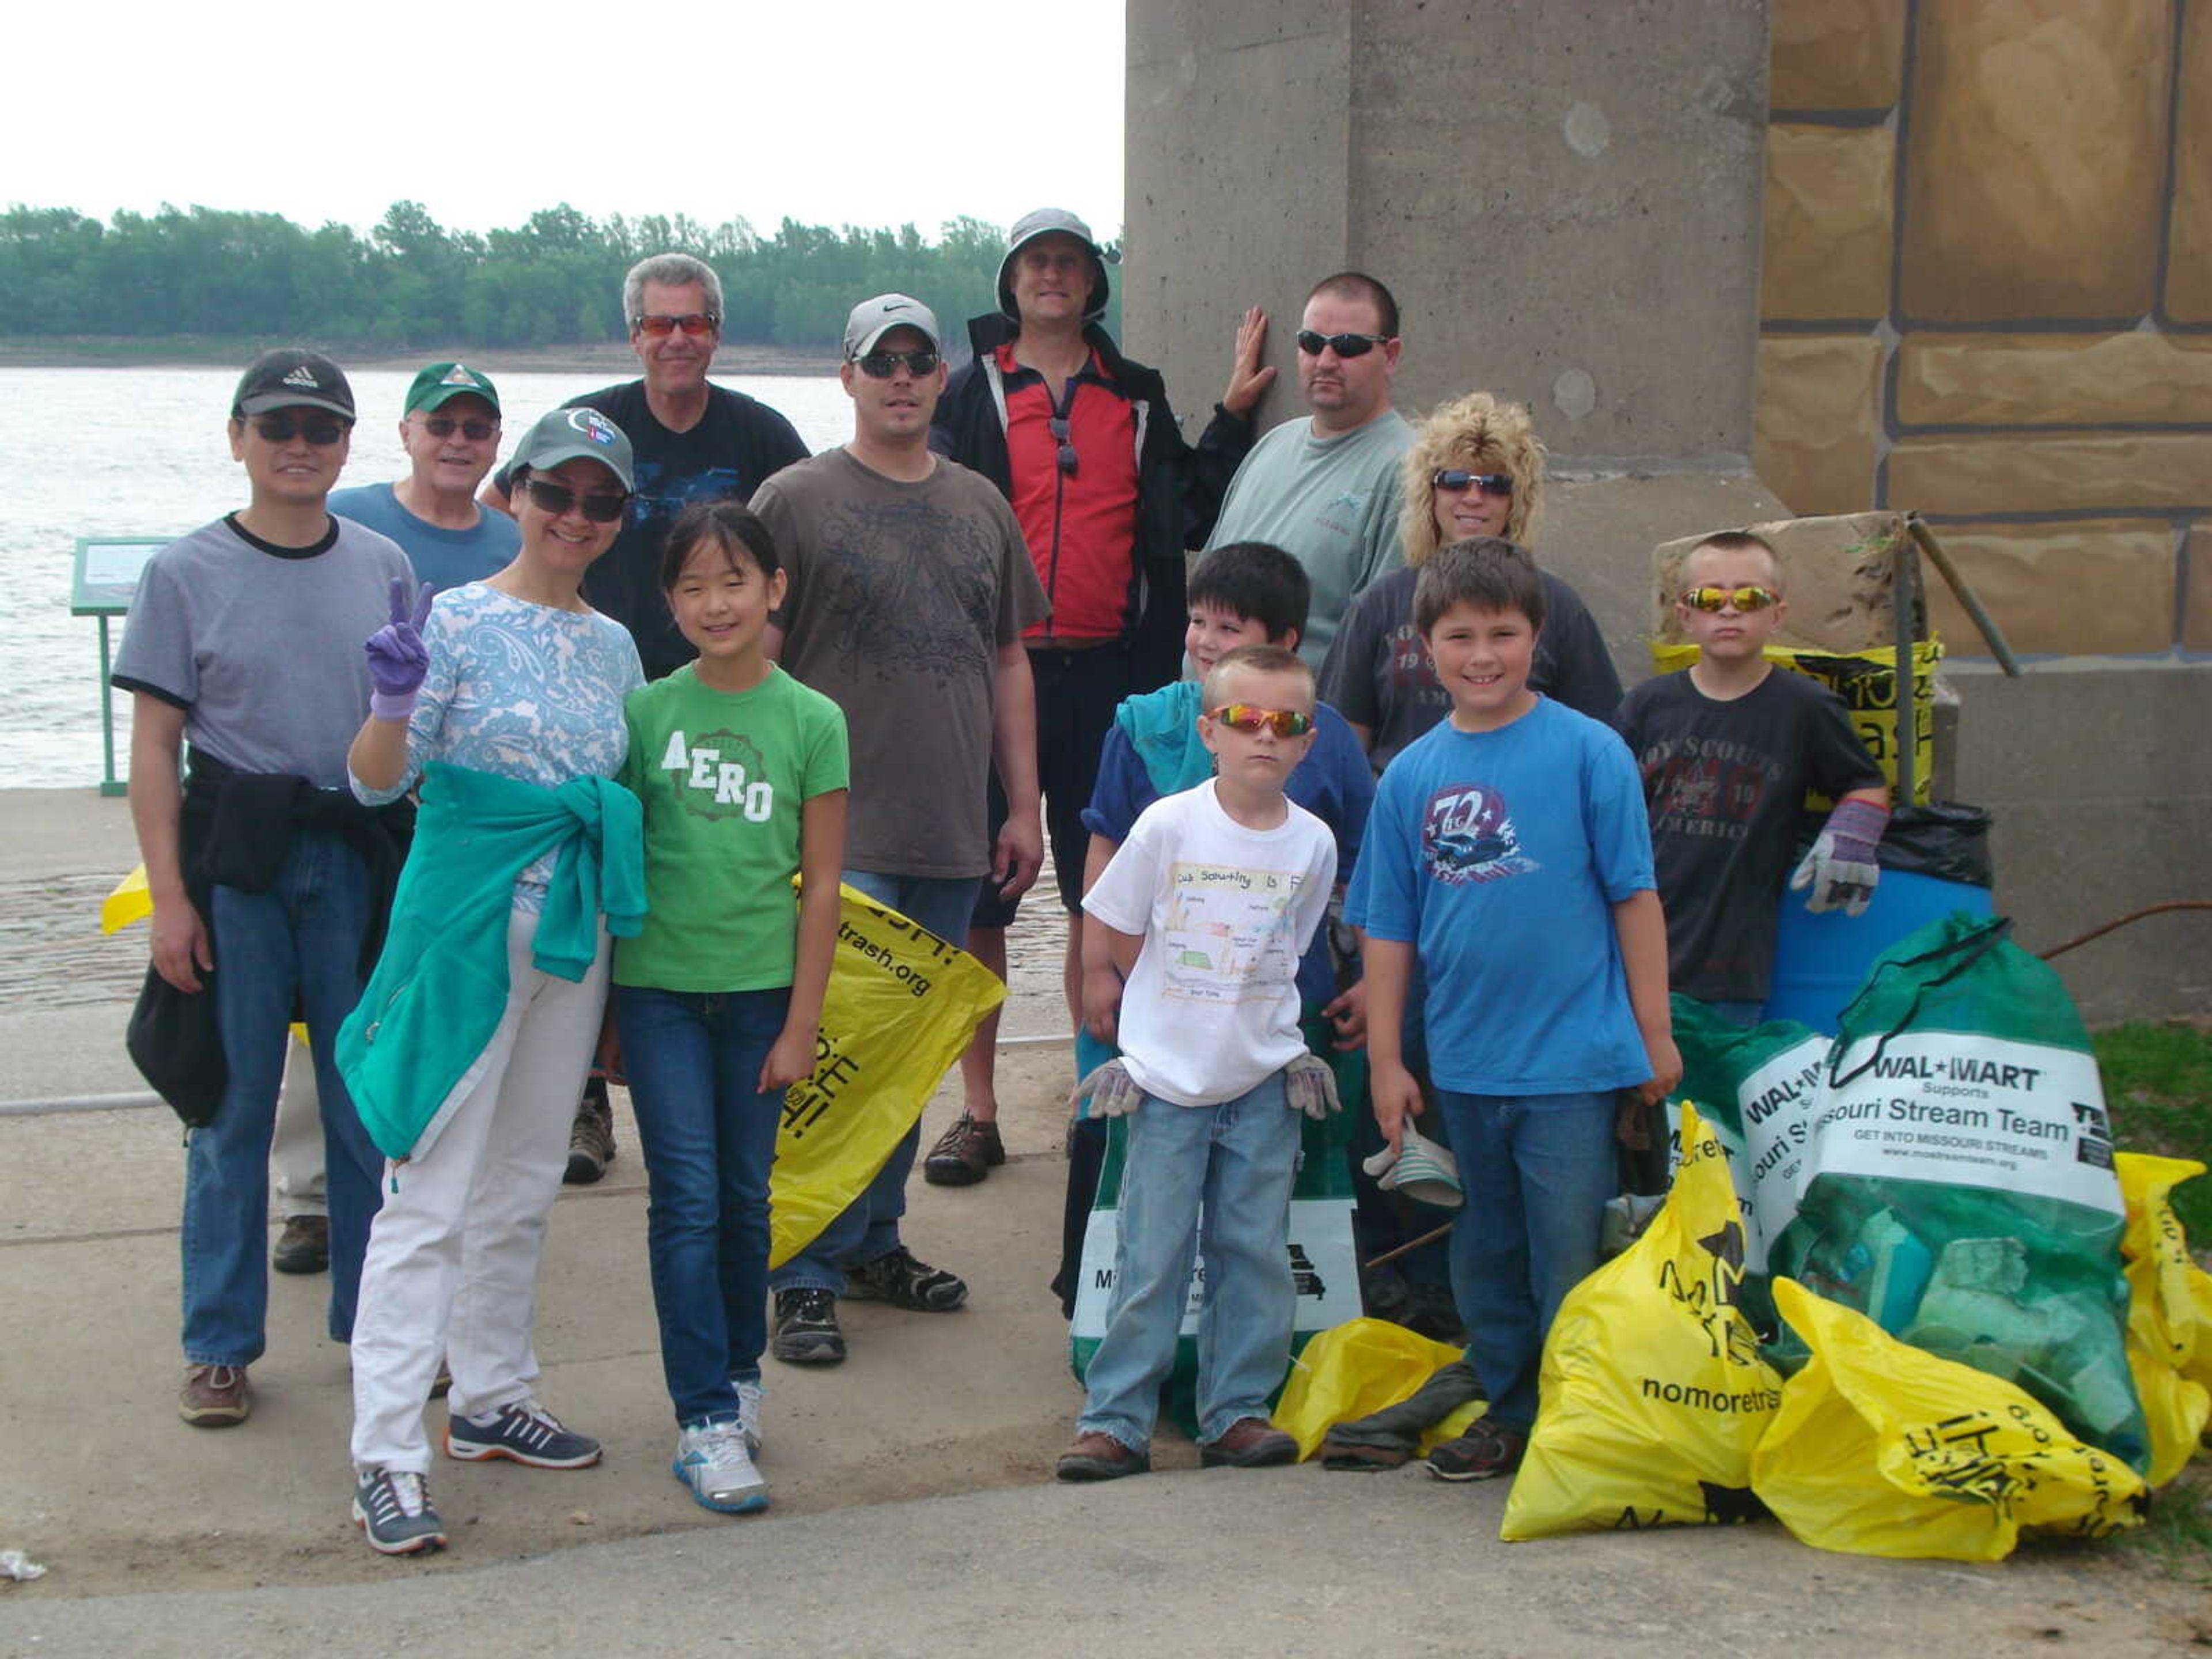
[
  {"x1": 674, "y1": 1419, "x2": 769, "y2": 1514},
  {"x1": 353, "y1": 1468, "x2": 446, "y2": 1556},
  {"x1": 445, "y1": 1397, "x2": 602, "y2": 1469},
  {"x1": 735, "y1": 1378, "x2": 765, "y2": 1456}
]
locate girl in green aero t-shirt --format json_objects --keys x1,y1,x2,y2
[{"x1": 609, "y1": 500, "x2": 850, "y2": 1517}]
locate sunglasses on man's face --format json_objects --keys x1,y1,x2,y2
[
  {"x1": 1208, "y1": 704, "x2": 1315, "y2": 738},
  {"x1": 633, "y1": 312, "x2": 719, "y2": 338},
  {"x1": 251, "y1": 412, "x2": 350, "y2": 445},
  {"x1": 421, "y1": 414, "x2": 497, "y2": 442},
  {"x1": 524, "y1": 478, "x2": 630, "y2": 523},
  {"x1": 1680, "y1": 585, "x2": 1779, "y2": 613},
  {"x1": 1294, "y1": 329, "x2": 1391, "y2": 358},
  {"x1": 1432, "y1": 469, "x2": 1513, "y2": 498},
  {"x1": 854, "y1": 348, "x2": 941, "y2": 380}
]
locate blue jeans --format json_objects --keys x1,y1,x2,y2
[
  {"x1": 1077, "y1": 1075, "x2": 1301, "y2": 1450},
  {"x1": 770, "y1": 868, "x2": 980, "y2": 1297},
  {"x1": 616, "y1": 984, "x2": 790, "y2": 1426},
  {"x1": 1433, "y1": 1088, "x2": 1617, "y2": 1431},
  {"x1": 183, "y1": 830, "x2": 382, "y2": 1364}
]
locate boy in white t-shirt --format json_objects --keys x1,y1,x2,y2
[{"x1": 1056, "y1": 645, "x2": 1339, "y2": 1481}]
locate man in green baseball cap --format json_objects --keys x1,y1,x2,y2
[{"x1": 329, "y1": 361, "x2": 520, "y2": 593}]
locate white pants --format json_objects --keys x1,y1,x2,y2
[
  {"x1": 349, "y1": 907, "x2": 609, "y2": 1474},
  {"x1": 271, "y1": 1036, "x2": 327, "y2": 1220}
]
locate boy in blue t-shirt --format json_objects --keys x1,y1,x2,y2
[{"x1": 1349, "y1": 538, "x2": 1680, "y2": 1481}]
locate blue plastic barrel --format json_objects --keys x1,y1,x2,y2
[{"x1": 1764, "y1": 871, "x2": 1996, "y2": 1034}]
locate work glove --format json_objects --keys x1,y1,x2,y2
[
  {"x1": 364, "y1": 578, "x2": 435, "y2": 721},
  {"x1": 1071, "y1": 1058, "x2": 1143, "y2": 1119},
  {"x1": 1283, "y1": 1053, "x2": 1343, "y2": 1119},
  {"x1": 1790, "y1": 797, "x2": 1889, "y2": 917}
]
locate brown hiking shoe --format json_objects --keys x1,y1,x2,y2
[
  {"x1": 1200, "y1": 1416, "x2": 1298, "y2": 1468},
  {"x1": 179, "y1": 1362, "x2": 252, "y2": 1427},
  {"x1": 1056, "y1": 1430, "x2": 1150, "y2": 1482},
  {"x1": 271, "y1": 1214, "x2": 329, "y2": 1275},
  {"x1": 923, "y1": 1113, "x2": 1005, "y2": 1186},
  {"x1": 564, "y1": 1078, "x2": 616, "y2": 1185}
]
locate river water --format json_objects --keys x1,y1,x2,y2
[{"x1": 0, "y1": 366, "x2": 851, "y2": 789}]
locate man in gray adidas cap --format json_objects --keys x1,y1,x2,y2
[
  {"x1": 745, "y1": 294, "x2": 1048, "y2": 1367},
  {"x1": 923, "y1": 209, "x2": 1274, "y2": 1191}
]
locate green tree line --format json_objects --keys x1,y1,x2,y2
[{"x1": 0, "y1": 202, "x2": 1122, "y2": 350}]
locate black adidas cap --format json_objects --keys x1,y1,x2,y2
[{"x1": 232, "y1": 348, "x2": 356, "y2": 420}]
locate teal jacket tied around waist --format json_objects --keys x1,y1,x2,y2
[{"x1": 339, "y1": 762, "x2": 647, "y2": 1162}]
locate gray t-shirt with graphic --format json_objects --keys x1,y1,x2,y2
[
  {"x1": 752, "y1": 448, "x2": 1048, "y2": 877},
  {"x1": 112, "y1": 514, "x2": 413, "y2": 788}
]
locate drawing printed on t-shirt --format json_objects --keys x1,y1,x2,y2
[
  {"x1": 1159, "y1": 861, "x2": 1305, "y2": 1002},
  {"x1": 1636, "y1": 734, "x2": 1781, "y2": 845},
  {"x1": 657, "y1": 726, "x2": 775, "y2": 824},
  {"x1": 631, "y1": 460, "x2": 743, "y2": 531},
  {"x1": 1421, "y1": 782, "x2": 1537, "y2": 884},
  {"x1": 811, "y1": 499, "x2": 998, "y2": 688}
]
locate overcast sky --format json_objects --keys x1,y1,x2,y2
[{"x1": 9, "y1": 1, "x2": 1125, "y2": 242}]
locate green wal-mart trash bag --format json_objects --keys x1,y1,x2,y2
[{"x1": 1766, "y1": 912, "x2": 2148, "y2": 1473}]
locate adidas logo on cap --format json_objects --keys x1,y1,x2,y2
[{"x1": 282, "y1": 364, "x2": 321, "y2": 389}]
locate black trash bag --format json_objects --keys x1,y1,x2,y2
[{"x1": 1877, "y1": 802, "x2": 1993, "y2": 888}]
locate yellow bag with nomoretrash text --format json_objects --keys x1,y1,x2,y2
[
  {"x1": 1751, "y1": 1278, "x2": 2147, "y2": 1560},
  {"x1": 769, "y1": 884, "x2": 1003, "y2": 1266},
  {"x1": 2116, "y1": 1153, "x2": 2211, "y2": 1483},
  {"x1": 1501, "y1": 1104, "x2": 1783, "y2": 1539}
]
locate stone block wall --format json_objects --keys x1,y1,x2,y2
[{"x1": 1757, "y1": 0, "x2": 2211, "y2": 663}]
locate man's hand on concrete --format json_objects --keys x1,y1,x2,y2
[{"x1": 1221, "y1": 306, "x2": 1277, "y2": 417}]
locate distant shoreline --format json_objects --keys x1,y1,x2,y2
[{"x1": 0, "y1": 338, "x2": 844, "y2": 377}]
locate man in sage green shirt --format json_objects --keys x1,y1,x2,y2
[{"x1": 1204, "y1": 271, "x2": 1412, "y2": 668}]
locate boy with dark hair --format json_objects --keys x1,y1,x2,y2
[
  {"x1": 1052, "y1": 542, "x2": 1373, "y2": 1313},
  {"x1": 1612, "y1": 531, "x2": 1890, "y2": 1024},
  {"x1": 1353, "y1": 537, "x2": 1679, "y2": 1482},
  {"x1": 1057, "y1": 645, "x2": 1339, "y2": 1479}
]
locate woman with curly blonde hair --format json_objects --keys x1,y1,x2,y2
[{"x1": 1317, "y1": 392, "x2": 1620, "y2": 773}]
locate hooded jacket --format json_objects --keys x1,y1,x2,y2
[{"x1": 931, "y1": 313, "x2": 1253, "y2": 690}]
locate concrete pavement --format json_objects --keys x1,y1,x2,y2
[{"x1": 1, "y1": 787, "x2": 2204, "y2": 1654}]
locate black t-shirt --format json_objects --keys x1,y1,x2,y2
[
  {"x1": 1316, "y1": 566, "x2": 1624, "y2": 775},
  {"x1": 501, "y1": 381, "x2": 809, "y2": 681},
  {"x1": 1611, "y1": 667, "x2": 1885, "y2": 1002}
]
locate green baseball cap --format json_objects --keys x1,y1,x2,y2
[
  {"x1": 512, "y1": 407, "x2": 635, "y2": 492},
  {"x1": 405, "y1": 361, "x2": 502, "y2": 416}
]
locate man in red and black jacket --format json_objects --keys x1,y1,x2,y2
[{"x1": 925, "y1": 208, "x2": 1275, "y2": 1187}]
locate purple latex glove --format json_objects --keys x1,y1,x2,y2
[
  {"x1": 364, "y1": 578, "x2": 434, "y2": 721},
  {"x1": 1790, "y1": 797, "x2": 1889, "y2": 916}
]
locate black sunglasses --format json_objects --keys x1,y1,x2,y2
[
  {"x1": 1050, "y1": 416, "x2": 1078, "y2": 476},
  {"x1": 524, "y1": 478, "x2": 630, "y2": 523},
  {"x1": 1295, "y1": 329, "x2": 1391, "y2": 358},
  {"x1": 1432, "y1": 469, "x2": 1514, "y2": 497},
  {"x1": 250, "y1": 412, "x2": 350, "y2": 445},
  {"x1": 422, "y1": 415, "x2": 497, "y2": 442},
  {"x1": 854, "y1": 347, "x2": 941, "y2": 379}
]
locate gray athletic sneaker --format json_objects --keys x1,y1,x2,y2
[
  {"x1": 353, "y1": 1468, "x2": 446, "y2": 1556},
  {"x1": 445, "y1": 1397, "x2": 603, "y2": 1469},
  {"x1": 673, "y1": 1419, "x2": 769, "y2": 1514}
]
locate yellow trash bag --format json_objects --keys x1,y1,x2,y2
[
  {"x1": 769, "y1": 883, "x2": 1004, "y2": 1267},
  {"x1": 1751, "y1": 1277, "x2": 2148, "y2": 1560},
  {"x1": 2116, "y1": 1153, "x2": 2211, "y2": 1482},
  {"x1": 1501, "y1": 1103, "x2": 1783, "y2": 1539},
  {"x1": 102, "y1": 865, "x2": 153, "y2": 934},
  {"x1": 1271, "y1": 1317, "x2": 1464, "y2": 1463}
]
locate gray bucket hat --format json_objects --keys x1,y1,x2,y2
[{"x1": 997, "y1": 208, "x2": 1110, "y2": 324}]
